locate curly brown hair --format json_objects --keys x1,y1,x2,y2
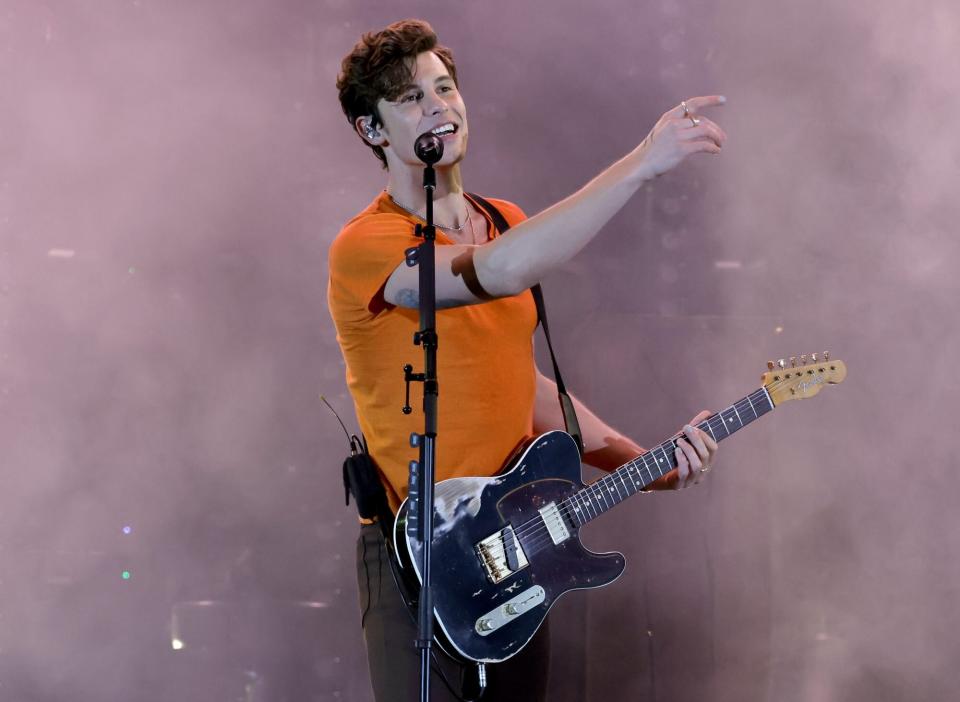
[{"x1": 336, "y1": 19, "x2": 458, "y2": 169}]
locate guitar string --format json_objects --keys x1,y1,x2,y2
[
  {"x1": 484, "y1": 375, "x2": 817, "y2": 560},
  {"x1": 517, "y1": 386, "x2": 776, "y2": 553},
  {"x1": 507, "y1": 389, "x2": 764, "y2": 543},
  {"x1": 485, "y1": 402, "x2": 755, "y2": 554},
  {"x1": 477, "y1": 375, "x2": 809, "y2": 559},
  {"x1": 479, "y1": 412, "x2": 727, "y2": 559},
  {"x1": 475, "y1": 381, "x2": 796, "y2": 559},
  {"x1": 503, "y1": 370, "x2": 827, "y2": 558}
]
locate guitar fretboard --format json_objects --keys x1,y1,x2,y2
[{"x1": 562, "y1": 387, "x2": 774, "y2": 527}]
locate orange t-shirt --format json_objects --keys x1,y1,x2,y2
[{"x1": 327, "y1": 191, "x2": 538, "y2": 512}]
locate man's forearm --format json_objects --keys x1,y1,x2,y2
[
  {"x1": 474, "y1": 149, "x2": 652, "y2": 297},
  {"x1": 533, "y1": 370, "x2": 677, "y2": 490}
]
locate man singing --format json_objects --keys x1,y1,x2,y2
[{"x1": 329, "y1": 18, "x2": 725, "y2": 702}]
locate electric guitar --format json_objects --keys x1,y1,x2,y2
[{"x1": 393, "y1": 354, "x2": 847, "y2": 663}]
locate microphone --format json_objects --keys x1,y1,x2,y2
[{"x1": 414, "y1": 132, "x2": 444, "y2": 165}]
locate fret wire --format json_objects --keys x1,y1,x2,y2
[
  {"x1": 609, "y1": 474, "x2": 623, "y2": 502},
  {"x1": 701, "y1": 420, "x2": 717, "y2": 442},
  {"x1": 582, "y1": 490, "x2": 595, "y2": 520},
  {"x1": 759, "y1": 387, "x2": 775, "y2": 411},
  {"x1": 657, "y1": 445, "x2": 672, "y2": 474},
  {"x1": 609, "y1": 472, "x2": 622, "y2": 500},
  {"x1": 588, "y1": 488, "x2": 599, "y2": 516},
  {"x1": 724, "y1": 407, "x2": 737, "y2": 429},
  {"x1": 604, "y1": 478, "x2": 617, "y2": 506},
  {"x1": 722, "y1": 410, "x2": 732, "y2": 433},
  {"x1": 596, "y1": 482, "x2": 607, "y2": 511},
  {"x1": 613, "y1": 479, "x2": 623, "y2": 503},
  {"x1": 646, "y1": 451, "x2": 662, "y2": 480},
  {"x1": 640, "y1": 455, "x2": 654, "y2": 483},
  {"x1": 580, "y1": 488, "x2": 592, "y2": 518},
  {"x1": 559, "y1": 387, "x2": 781, "y2": 528},
  {"x1": 582, "y1": 491, "x2": 594, "y2": 520},
  {"x1": 574, "y1": 493, "x2": 587, "y2": 523},
  {"x1": 570, "y1": 491, "x2": 587, "y2": 525},
  {"x1": 732, "y1": 403, "x2": 744, "y2": 426},
  {"x1": 590, "y1": 482, "x2": 602, "y2": 512}
]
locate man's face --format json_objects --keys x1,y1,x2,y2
[{"x1": 372, "y1": 51, "x2": 468, "y2": 170}]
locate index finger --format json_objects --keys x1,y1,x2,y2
[{"x1": 677, "y1": 95, "x2": 727, "y2": 116}]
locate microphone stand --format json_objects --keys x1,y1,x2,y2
[{"x1": 402, "y1": 133, "x2": 443, "y2": 702}]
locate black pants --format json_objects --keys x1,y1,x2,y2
[{"x1": 356, "y1": 523, "x2": 551, "y2": 702}]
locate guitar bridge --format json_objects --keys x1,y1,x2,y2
[{"x1": 476, "y1": 525, "x2": 529, "y2": 584}]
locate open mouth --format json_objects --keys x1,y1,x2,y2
[{"x1": 430, "y1": 123, "x2": 458, "y2": 137}]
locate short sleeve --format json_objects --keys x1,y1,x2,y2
[
  {"x1": 328, "y1": 213, "x2": 420, "y2": 322},
  {"x1": 481, "y1": 197, "x2": 528, "y2": 235}
]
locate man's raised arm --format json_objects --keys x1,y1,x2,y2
[{"x1": 385, "y1": 96, "x2": 726, "y2": 309}]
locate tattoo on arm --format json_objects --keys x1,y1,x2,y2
[
  {"x1": 394, "y1": 288, "x2": 469, "y2": 309},
  {"x1": 395, "y1": 288, "x2": 419, "y2": 309}
]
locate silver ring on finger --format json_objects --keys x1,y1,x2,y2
[
  {"x1": 689, "y1": 115, "x2": 701, "y2": 127},
  {"x1": 699, "y1": 466, "x2": 710, "y2": 474}
]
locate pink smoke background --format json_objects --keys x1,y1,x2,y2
[{"x1": 1, "y1": 1, "x2": 957, "y2": 699}]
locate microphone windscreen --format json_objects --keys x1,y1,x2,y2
[{"x1": 414, "y1": 132, "x2": 444, "y2": 165}]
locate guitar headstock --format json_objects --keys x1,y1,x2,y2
[{"x1": 762, "y1": 352, "x2": 847, "y2": 405}]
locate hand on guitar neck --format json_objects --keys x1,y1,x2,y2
[{"x1": 670, "y1": 410, "x2": 720, "y2": 489}]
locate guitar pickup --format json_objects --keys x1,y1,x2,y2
[
  {"x1": 476, "y1": 525, "x2": 529, "y2": 584},
  {"x1": 538, "y1": 502, "x2": 571, "y2": 545}
]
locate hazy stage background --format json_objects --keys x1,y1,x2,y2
[{"x1": 2, "y1": 0, "x2": 957, "y2": 700}]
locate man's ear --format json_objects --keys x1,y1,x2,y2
[{"x1": 356, "y1": 116, "x2": 387, "y2": 146}]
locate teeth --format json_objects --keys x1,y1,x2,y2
[{"x1": 431, "y1": 124, "x2": 455, "y2": 135}]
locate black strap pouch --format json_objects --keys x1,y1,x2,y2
[{"x1": 342, "y1": 436, "x2": 390, "y2": 522}]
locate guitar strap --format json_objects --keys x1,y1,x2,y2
[{"x1": 465, "y1": 192, "x2": 585, "y2": 457}]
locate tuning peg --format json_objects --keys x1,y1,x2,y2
[
  {"x1": 767, "y1": 360, "x2": 775, "y2": 371},
  {"x1": 824, "y1": 350, "x2": 830, "y2": 362},
  {"x1": 778, "y1": 359, "x2": 785, "y2": 369},
  {"x1": 800, "y1": 354, "x2": 807, "y2": 365},
  {"x1": 790, "y1": 356, "x2": 797, "y2": 367},
  {"x1": 812, "y1": 352, "x2": 818, "y2": 363}
]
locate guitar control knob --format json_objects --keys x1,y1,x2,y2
[{"x1": 477, "y1": 618, "x2": 495, "y2": 632}]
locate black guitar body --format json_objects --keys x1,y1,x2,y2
[{"x1": 393, "y1": 431, "x2": 625, "y2": 663}]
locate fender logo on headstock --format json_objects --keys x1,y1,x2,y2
[
  {"x1": 796, "y1": 373, "x2": 825, "y2": 394},
  {"x1": 762, "y1": 353, "x2": 847, "y2": 405}
]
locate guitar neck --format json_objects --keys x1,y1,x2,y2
[{"x1": 566, "y1": 387, "x2": 775, "y2": 526}]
